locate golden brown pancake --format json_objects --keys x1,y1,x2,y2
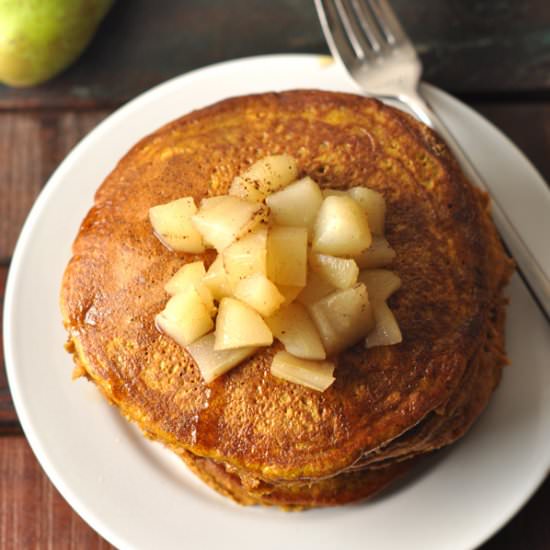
[{"x1": 60, "y1": 90, "x2": 512, "y2": 507}]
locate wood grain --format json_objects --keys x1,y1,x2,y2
[
  {"x1": 475, "y1": 102, "x2": 550, "y2": 182},
  {"x1": 0, "y1": 110, "x2": 109, "y2": 262},
  {"x1": 0, "y1": 266, "x2": 16, "y2": 432},
  {"x1": 0, "y1": 437, "x2": 114, "y2": 549},
  {"x1": 0, "y1": 0, "x2": 548, "y2": 109}
]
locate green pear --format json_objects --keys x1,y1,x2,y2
[{"x1": 0, "y1": 0, "x2": 114, "y2": 87}]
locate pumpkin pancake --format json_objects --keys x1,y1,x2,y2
[{"x1": 60, "y1": 90, "x2": 512, "y2": 506}]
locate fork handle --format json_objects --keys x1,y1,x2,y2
[{"x1": 402, "y1": 92, "x2": 550, "y2": 320}]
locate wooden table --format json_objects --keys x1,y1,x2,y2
[{"x1": 1, "y1": 1, "x2": 549, "y2": 547}]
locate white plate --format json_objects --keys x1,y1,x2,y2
[{"x1": 4, "y1": 54, "x2": 550, "y2": 550}]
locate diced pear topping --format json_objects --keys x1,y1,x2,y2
[
  {"x1": 164, "y1": 261, "x2": 215, "y2": 315},
  {"x1": 155, "y1": 286, "x2": 214, "y2": 347},
  {"x1": 229, "y1": 154, "x2": 299, "y2": 202},
  {"x1": 266, "y1": 225, "x2": 308, "y2": 287},
  {"x1": 233, "y1": 273, "x2": 285, "y2": 317},
  {"x1": 358, "y1": 269, "x2": 402, "y2": 303},
  {"x1": 366, "y1": 301, "x2": 402, "y2": 348},
  {"x1": 149, "y1": 197, "x2": 205, "y2": 253},
  {"x1": 347, "y1": 187, "x2": 386, "y2": 235},
  {"x1": 266, "y1": 303, "x2": 326, "y2": 360},
  {"x1": 308, "y1": 283, "x2": 374, "y2": 355},
  {"x1": 266, "y1": 176, "x2": 323, "y2": 237},
  {"x1": 186, "y1": 332, "x2": 257, "y2": 383},
  {"x1": 151, "y1": 154, "x2": 402, "y2": 386},
  {"x1": 222, "y1": 226, "x2": 267, "y2": 287},
  {"x1": 191, "y1": 195, "x2": 267, "y2": 252},
  {"x1": 297, "y1": 270, "x2": 336, "y2": 307},
  {"x1": 271, "y1": 351, "x2": 335, "y2": 392},
  {"x1": 214, "y1": 297, "x2": 273, "y2": 350},
  {"x1": 309, "y1": 253, "x2": 359, "y2": 290},
  {"x1": 202, "y1": 255, "x2": 233, "y2": 300},
  {"x1": 354, "y1": 236, "x2": 396, "y2": 269},
  {"x1": 312, "y1": 195, "x2": 372, "y2": 256}
]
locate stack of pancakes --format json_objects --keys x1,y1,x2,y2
[{"x1": 60, "y1": 90, "x2": 512, "y2": 508}]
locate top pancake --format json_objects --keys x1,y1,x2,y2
[{"x1": 60, "y1": 90, "x2": 510, "y2": 482}]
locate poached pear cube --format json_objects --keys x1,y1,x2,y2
[
  {"x1": 266, "y1": 302, "x2": 326, "y2": 360},
  {"x1": 266, "y1": 176, "x2": 323, "y2": 237},
  {"x1": 202, "y1": 255, "x2": 233, "y2": 300},
  {"x1": 354, "y1": 236, "x2": 396, "y2": 269},
  {"x1": 164, "y1": 261, "x2": 215, "y2": 315},
  {"x1": 229, "y1": 154, "x2": 299, "y2": 202},
  {"x1": 214, "y1": 297, "x2": 273, "y2": 350},
  {"x1": 191, "y1": 195, "x2": 267, "y2": 252},
  {"x1": 186, "y1": 332, "x2": 257, "y2": 383},
  {"x1": 222, "y1": 226, "x2": 267, "y2": 287},
  {"x1": 149, "y1": 197, "x2": 205, "y2": 253},
  {"x1": 308, "y1": 283, "x2": 374, "y2": 355},
  {"x1": 266, "y1": 225, "x2": 308, "y2": 287},
  {"x1": 358, "y1": 269, "x2": 402, "y2": 303},
  {"x1": 155, "y1": 286, "x2": 214, "y2": 347},
  {"x1": 233, "y1": 273, "x2": 285, "y2": 317},
  {"x1": 366, "y1": 301, "x2": 402, "y2": 348},
  {"x1": 270, "y1": 351, "x2": 335, "y2": 392},
  {"x1": 309, "y1": 253, "x2": 359, "y2": 290},
  {"x1": 297, "y1": 270, "x2": 336, "y2": 307},
  {"x1": 312, "y1": 195, "x2": 372, "y2": 256},
  {"x1": 347, "y1": 186, "x2": 386, "y2": 235}
]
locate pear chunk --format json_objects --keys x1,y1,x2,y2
[
  {"x1": 229, "y1": 154, "x2": 299, "y2": 202},
  {"x1": 164, "y1": 261, "x2": 205, "y2": 295},
  {"x1": 191, "y1": 196, "x2": 267, "y2": 252},
  {"x1": 164, "y1": 261, "x2": 215, "y2": 315},
  {"x1": 266, "y1": 303, "x2": 326, "y2": 360},
  {"x1": 149, "y1": 197, "x2": 205, "y2": 253},
  {"x1": 222, "y1": 226, "x2": 267, "y2": 287},
  {"x1": 266, "y1": 225, "x2": 308, "y2": 287},
  {"x1": 347, "y1": 187, "x2": 386, "y2": 235},
  {"x1": 266, "y1": 176, "x2": 323, "y2": 237},
  {"x1": 297, "y1": 270, "x2": 336, "y2": 307},
  {"x1": 214, "y1": 298, "x2": 273, "y2": 350},
  {"x1": 354, "y1": 236, "x2": 396, "y2": 269},
  {"x1": 358, "y1": 269, "x2": 402, "y2": 303},
  {"x1": 312, "y1": 195, "x2": 372, "y2": 256},
  {"x1": 366, "y1": 301, "x2": 402, "y2": 348},
  {"x1": 186, "y1": 332, "x2": 257, "y2": 383},
  {"x1": 202, "y1": 255, "x2": 232, "y2": 300},
  {"x1": 309, "y1": 253, "x2": 359, "y2": 290},
  {"x1": 271, "y1": 351, "x2": 335, "y2": 392},
  {"x1": 155, "y1": 286, "x2": 214, "y2": 347},
  {"x1": 233, "y1": 273, "x2": 285, "y2": 317},
  {"x1": 308, "y1": 283, "x2": 374, "y2": 355}
]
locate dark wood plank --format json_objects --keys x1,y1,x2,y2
[
  {"x1": 473, "y1": 102, "x2": 550, "y2": 183},
  {"x1": 0, "y1": 0, "x2": 548, "y2": 109},
  {"x1": 0, "y1": 437, "x2": 114, "y2": 549},
  {"x1": 0, "y1": 110, "x2": 110, "y2": 261},
  {"x1": 0, "y1": 266, "x2": 18, "y2": 432}
]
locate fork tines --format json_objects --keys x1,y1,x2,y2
[{"x1": 316, "y1": 0, "x2": 410, "y2": 63}]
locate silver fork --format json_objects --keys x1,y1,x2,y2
[{"x1": 315, "y1": 0, "x2": 550, "y2": 319}]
